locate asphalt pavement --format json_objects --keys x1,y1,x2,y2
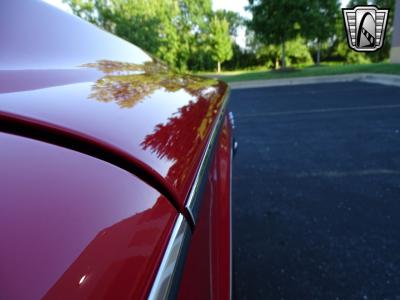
[{"x1": 230, "y1": 82, "x2": 400, "y2": 299}]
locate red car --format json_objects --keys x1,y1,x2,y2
[{"x1": 0, "y1": 1, "x2": 235, "y2": 299}]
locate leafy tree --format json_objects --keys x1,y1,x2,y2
[
  {"x1": 215, "y1": 10, "x2": 243, "y2": 37},
  {"x1": 63, "y1": 0, "x2": 215, "y2": 71},
  {"x1": 223, "y1": 43, "x2": 258, "y2": 70},
  {"x1": 209, "y1": 16, "x2": 233, "y2": 72},
  {"x1": 63, "y1": 0, "x2": 96, "y2": 23},
  {"x1": 304, "y1": 0, "x2": 340, "y2": 65},
  {"x1": 371, "y1": 0, "x2": 396, "y2": 61},
  {"x1": 175, "y1": 0, "x2": 213, "y2": 70},
  {"x1": 256, "y1": 37, "x2": 313, "y2": 68},
  {"x1": 247, "y1": 0, "x2": 306, "y2": 68},
  {"x1": 63, "y1": 1, "x2": 171, "y2": 58}
]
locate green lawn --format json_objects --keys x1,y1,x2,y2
[{"x1": 206, "y1": 63, "x2": 400, "y2": 83}]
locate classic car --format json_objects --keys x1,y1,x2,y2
[{"x1": 0, "y1": 1, "x2": 235, "y2": 299}]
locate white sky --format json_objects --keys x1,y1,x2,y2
[
  {"x1": 212, "y1": 0, "x2": 252, "y2": 19},
  {"x1": 43, "y1": 0, "x2": 70, "y2": 12},
  {"x1": 43, "y1": 0, "x2": 350, "y2": 48}
]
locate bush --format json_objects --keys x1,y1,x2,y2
[
  {"x1": 285, "y1": 38, "x2": 314, "y2": 66},
  {"x1": 334, "y1": 41, "x2": 371, "y2": 64},
  {"x1": 255, "y1": 37, "x2": 313, "y2": 68}
]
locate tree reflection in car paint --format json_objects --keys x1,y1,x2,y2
[
  {"x1": 82, "y1": 59, "x2": 219, "y2": 109},
  {"x1": 82, "y1": 59, "x2": 224, "y2": 187}
]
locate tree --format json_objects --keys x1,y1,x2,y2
[
  {"x1": 63, "y1": 0, "x2": 176, "y2": 60},
  {"x1": 63, "y1": 0, "x2": 215, "y2": 71},
  {"x1": 304, "y1": 0, "x2": 340, "y2": 65},
  {"x1": 371, "y1": 0, "x2": 396, "y2": 61},
  {"x1": 255, "y1": 37, "x2": 313, "y2": 68},
  {"x1": 209, "y1": 16, "x2": 233, "y2": 73},
  {"x1": 215, "y1": 10, "x2": 243, "y2": 37},
  {"x1": 63, "y1": 0, "x2": 97, "y2": 23},
  {"x1": 175, "y1": 0, "x2": 213, "y2": 71},
  {"x1": 247, "y1": 0, "x2": 306, "y2": 68}
]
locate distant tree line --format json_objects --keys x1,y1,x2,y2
[
  {"x1": 64, "y1": 0, "x2": 236, "y2": 72},
  {"x1": 64, "y1": 0, "x2": 397, "y2": 72},
  {"x1": 247, "y1": 0, "x2": 396, "y2": 69}
]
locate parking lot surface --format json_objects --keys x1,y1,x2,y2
[{"x1": 230, "y1": 82, "x2": 400, "y2": 299}]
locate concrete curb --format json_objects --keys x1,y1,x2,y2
[{"x1": 228, "y1": 73, "x2": 400, "y2": 90}]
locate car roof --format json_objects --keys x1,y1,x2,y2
[{"x1": 0, "y1": 0, "x2": 228, "y2": 210}]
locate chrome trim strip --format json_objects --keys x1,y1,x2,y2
[
  {"x1": 228, "y1": 111, "x2": 235, "y2": 129},
  {"x1": 185, "y1": 88, "x2": 231, "y2": 225},
  {"x1": 148, "y1": 214, "x2": 191, "y2": 300},
  {"x1": 148, "y1": 86, "x2": 231, "y2": 299}
]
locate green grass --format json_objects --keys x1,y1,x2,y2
[{"x1": 205, "y1": 63, "x2": 400, "y2": 83}]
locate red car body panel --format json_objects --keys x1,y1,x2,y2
[
  {"x1": 0, "y1": 1, "x2": 232, "y2": 299},
  {"x1": 0, "y1": 132, "x2": 177, "y2": 300},
  {"x1": 178, "y1": 117, "x2": 233, "y2": 300},
  {"x1": 0, "y1": 0, "x2": 228, "y2": 209},
  {"x1": 210, "y1": 118, "x2": 233, "y2": 300}
]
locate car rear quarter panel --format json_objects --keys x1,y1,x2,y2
[
  {"x1": 0, "y1": 132, "x2": 177, "y2": 300},
  {"x1": 177, "y1": 116, "x2": 233, "y2": 300},
  {"x1": 0, "y1": 1, "x2": 233, "y2": 299}
]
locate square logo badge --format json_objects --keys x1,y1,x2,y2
[{"x1": 343, "y1": 6, "x2": 389, "y2": 52}]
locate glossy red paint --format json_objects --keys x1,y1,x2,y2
[
  {"x1": 0, "y1": 1, "x2": 233, "y2": 299},
  {"x1": 210, "y1": 117, "x2": 233, "y2": 300},
  {"x1": 177, "y1": 117, "x2": 233, "y2": 300},
  {"x1": 0, "y1": 111, "x2": 182, "y2": 215},
  {"x1": 0, "y1": 132, "x2": 177, "y2": 300},
  {"x1": 0, "y1": 0, "x2": 229, "y2": 210}
]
